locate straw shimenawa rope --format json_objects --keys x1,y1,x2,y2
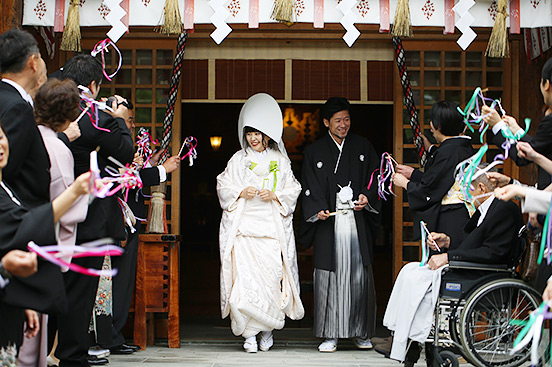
[
  {"x1": 158, "y1": 0, "x2": 183, "y2": 35},
  {"x1": 391, "y1": 0, "x2": 412, "y2": 38},
  {"x1": 486, "y1": 0, "x2": 509, "y2": 58},
  {"x1": 271, "y1": 0, "x2": 296, "y2": 26},
  {"x1": 60, "y1": 0, "x2": 81, "y2": 52}
]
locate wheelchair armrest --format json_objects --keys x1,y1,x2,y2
[{"x1": 448, "y1": 261, "x2": 511, "y2": 272}]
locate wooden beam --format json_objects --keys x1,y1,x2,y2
[{"x1": 1, "y1": 0, "x2": 21, "y2": 34}]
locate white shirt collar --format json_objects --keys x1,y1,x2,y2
[
  {"x1": 328, "y1": 130, "x2": 344, "y2": 152},
  {"x1": 476, "y1": 195, "x2": 495, "y2": 226},
  {"x1": 2, "y1": 78, "x2": 34, "y2": 107}
]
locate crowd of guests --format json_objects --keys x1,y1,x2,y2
[
  {"x1": 0, "y1": 28, "x2": 180, "y2": 366},
  {"x1": 2, "y1": 24, "x2": 552, "y2": 367}
]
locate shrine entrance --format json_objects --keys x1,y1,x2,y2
[{"x1": 178, "y1": 102, "x2": 394, "y2": 326}]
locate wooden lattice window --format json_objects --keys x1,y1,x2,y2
[{"x1": 392, "y1": 41, "x2": 515, "y2": 277}]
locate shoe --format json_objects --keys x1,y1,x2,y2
[
  {"x1": 109, "y1": 345, "x2": 135, "y2": 354},
  {"x1": 86, "y1": 355, "x2": 109, "y2": 366},
  {"x1": 243, "y1": 336, "x2": 258, "y2": 353},
  {"x1": 318, "y1": 338, "x2": 338, "y2": 352},
  {"x1": 374, "y1": 339, "x2": 392, "y2": 358},
  {"x1": 88, "y1": 346, "x2": 110, "y2": 358},
  {"x1": 121, "y1": 343, "x2": 141, "y2": 351},
  {"x1": 259, "y1": 331, "x2": 273, "y2": 352},
  {"x1": 371, "y1": 336, "x2": 392, "y2": 345},
  {"x1": 352, "y1": 337, "x2": 373, "y2": 349}
]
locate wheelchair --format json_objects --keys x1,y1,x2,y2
[{"x1": 423, "y1": 227, "x2": 547, "y2": 367}]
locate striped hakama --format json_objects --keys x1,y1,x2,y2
[{"x1": 313, "y1": 197, "x2": 376, "y2": 339}]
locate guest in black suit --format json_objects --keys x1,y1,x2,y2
[
  {"x1": 394, "y1": 101, "x2": 474, "y2": 250},
  {"x1": 0, "y1": 120, "x2": 92, "y2": 351},
  {"x1": 379, "y1": 165, "x2": 523, "y2": 365},
  {"x1": 101, "y1": 107, "x2": 180, "y2": 354},
  {"x1": 52, "y1": 54, "x2": 134, "y2": 367},
  {"x1": 482, "y1": 58, "x2": 552, "y2": 295},
  {"x1": 0, "y1": 29, "x2": 50, "y2": 209}
]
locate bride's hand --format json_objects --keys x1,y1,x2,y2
[
  {"x1": 239, "y1": 186, "x2": 257, "y2": 199},
  {"x1": 258, "y1": 189, "x2": 276, "y2": 201}
]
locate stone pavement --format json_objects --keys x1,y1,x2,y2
[
  {"x1": 108, "y1": 341, "x2": 424, "y2": 367},
  {"x1": 107, "y1": 326, "x2": 444, "y2": 367}
]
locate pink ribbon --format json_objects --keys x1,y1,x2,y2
[
  {"x1": 91, "y1": 39, "x2": 122, "y2": 82},
  {"x1": 178, "y1": 136, "x2": 198, "y2": 165},
  {"x1": 136, "y1": 128, "x2": 158, "y2": 167},
  {"x1": 313, "y1": 0, "x2": 324, "y2": 29},
  {"x1": 444, "y1": 0, "x2": 455, "y2": 34},
  {"x1": 368, "y1": 152, "x2": 396, "y2": 200},
  {"x1": 28, "y1": 241, "x2": 123, "y2": 277},
  {"x1": 78, "y1": 86, "x2": 111, "y2": 133},
  {"x1": 379, "y1": 0, "x2": 390, "y2": 33},
  {"x1": 103, "y1": 157, "x2": 143, "y2": 201}
]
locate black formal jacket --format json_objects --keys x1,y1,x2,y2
[
  {"x1": 69, "y1": 107, "x2": 134, "y2": 242},
  {"x1": 407, "y1": 137, "x2": 474, "y2": 242},
  {"x1": 0, "y1": 81, "x2": 51, "y2": 208},
  {"x1": 0, "y1": 182, "x2": 65, "y2": 348},
  {"x1": 447, "y1": 198, "x2": 524, "y2": 265},
  {"x1": 492, "y1": 113, "x2": 552, "y2": 189},
  {"x1": 301, "y1": 133, "x2": 381, "y2": 271}
]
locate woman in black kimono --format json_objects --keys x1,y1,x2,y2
[
  {"x1": 393, "y1": 101, "x2": 474, "y2": 250},
  {"x1": 0, "y1": 120, "x2": 92, "y2": 351}
]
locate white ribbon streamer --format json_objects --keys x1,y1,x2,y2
[
  {"x1": 336, "y1": 0, "x2": 360, "y2": 47},
  {"x1": 209, "y1": 0, "x2": 232, "y2": 44},
  {"x1": 104, "y1": 0, "x2": 128, "y2": 43},
  {"x1": 452, "y1": 0, "x2": 476, "y2": 50}
]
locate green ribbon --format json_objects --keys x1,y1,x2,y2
[
  {"x1": 269, "y1": 161, "x2": 279, "y2": 192},
  {"x1": 538, "y1": 202, "x2": 552, "y2": 265}
]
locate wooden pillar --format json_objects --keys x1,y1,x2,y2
[{"x1": 1, "y1": 0, "x2": 22, "y2": 33}]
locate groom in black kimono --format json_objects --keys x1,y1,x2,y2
[{"x1": 301, "y1": 97, "x2": 381, "y2": 352}]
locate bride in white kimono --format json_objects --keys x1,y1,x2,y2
[{"x1": 217, "y1": 93, "x2": 304, "y2": 353}]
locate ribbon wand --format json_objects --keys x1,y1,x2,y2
[{"x1": 421, "y1": 221, "x2": 440, "y2": 253}]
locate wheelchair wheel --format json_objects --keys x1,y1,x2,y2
[
  {"x1": 458, "y1": 279, "x2": 541, "y2": 367},
  {"x1": 434, "y1": 350, "x2": 459, "y2": 367}
]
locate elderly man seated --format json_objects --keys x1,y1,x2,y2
[{"x1": 378, "y1": 165, "x2": 523, "y2": 366}]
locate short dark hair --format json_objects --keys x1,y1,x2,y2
[
  {"x1": 542, "y1": 58, "x2": 552, "y2": 84},
  {"x1": 35, "y1": 79, "x2": 80, "y2": 132},
  {"x1": 0, "y1": 29, "x2": 40, "y2": 74},
  {"x1": 321, "y1": 97, "x2": 350, "y2": 121},
  {"x1": 61, "y1": 54, "x2": 103, "y2": 88},
  {"x1": 430, "y1": 101, "x2": 464, "y2": 136},
  {"x1": 243, "y1": 126, "x2": 277, "y2": 149}
]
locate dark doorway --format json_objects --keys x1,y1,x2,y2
[{"x1": 179, "y1": 102, "x2": 394, "y2": 326}]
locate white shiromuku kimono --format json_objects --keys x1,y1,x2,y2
[{"x1": 217, "y1": 147, "x2": 304, "y2": 338}]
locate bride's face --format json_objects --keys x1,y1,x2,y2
[{"x1": 246, "y1": 131, "x2": 268, "y2": 152}]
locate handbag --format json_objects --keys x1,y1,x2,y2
[{"x1": 520, "y1": 228, "x2": 541, "y2": 282}]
